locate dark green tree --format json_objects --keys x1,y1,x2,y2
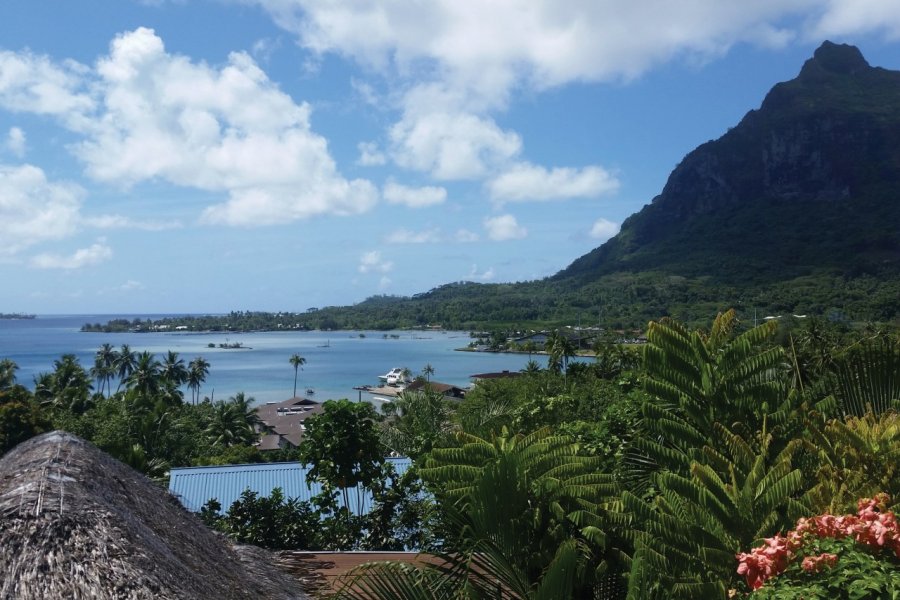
[
  {"x1": 299, "y1": 399, "x2": 386, "y2": 518},
  {"x1": 289, "y1": 353, "x2": 306, "y2": 398}
]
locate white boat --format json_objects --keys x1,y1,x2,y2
[
  {"x1": 378, "y1": 367, "x2": 410, "y2": 386},
  {"x1": 378, "y1": 367, "x2": 404, "y2": 382}
]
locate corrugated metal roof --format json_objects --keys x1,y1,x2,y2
[{"x1": 168, "y1": 458, "x2": 412, "y2": 514}]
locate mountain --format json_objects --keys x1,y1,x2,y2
[
  {"x1": 137, "y1": 42, "x2": 900, "y2": 331},
  {"x1": 558, "y1": 41, "x2": 900, "y2": 288}
]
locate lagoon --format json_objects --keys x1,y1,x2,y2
[{"x1": 0, "y1": 315, "x2": 539, "y2": 405}]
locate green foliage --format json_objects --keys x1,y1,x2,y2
[
  {"x1": 748, "y1": 536, "x2": 900, "y2": 599},
  {"x1": 337, "y1": 428, "x2": 622, "y2": 599},
  {"x1": 0, "y1": 384, "x2": 49, "y2": 455},
  {"x1": 806, "y1": 411, "x2": 900, "y2": 514},
  {"x1": 380, "y1": 389, "x2": 456, "y2": 460},
  {"x1": 620, "y1": 427, "x2": 808, "y2": 599},
  {"x1": 201, "y1": 488, "x2": 320, "y2": 550},
  {"x1": 423, "y1": 428, "x2": 621, "y2": 598},
  {"x1": 299, "y1": 399, "x2": 386, "y2": 516}
]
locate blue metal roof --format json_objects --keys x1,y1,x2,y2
[{"x1": 168, "y1": 458, "x2": 412, "y2": 514}]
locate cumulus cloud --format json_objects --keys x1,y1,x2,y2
[
  {"x1": 807, "y1": 0, "x2": 900, "y2": 40},
  {"x1": 384, "y1": 228, "x2": 441, "y2": 244},
  {"x1": 358, "y1": 250, "x2": 393, "y2": 273},
  {"x1": 0, "y1": 50, "x2": 93, "y2": 117},
  {"x1": 484, "y1": 214, "x2": 526, "y2": 241},
  {"x1": 31, "y1": 241, "x2": 112, "y2": 269},
  {"x1": 357, "y1": 141, "x2": 387, "y2": 166},
  {"x1": 388, "y1": 102, "x2": 522, "y2": 180},
  {"x1": 250, "y1": 0, "x2": 900, "y2": 189},
  {"x1": 1, "y1": 28, "x2": 378, "y2": 226},
  {"x1": 488, "y1": 162, "x2": 620, "y2": 203},
  {"x1": 0, "y1": 164, "x2": 83, "y2": 257},
  {"x1": 589, "y1": 218, "x2": 620, "y2": 241},
  {"x1": 6, "y1": 127, "x2": 25, "y2": 156},
  {"x1": 383, "y1": 180, "x2": 447, "y2": 207}
]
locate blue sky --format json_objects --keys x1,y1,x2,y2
[{"x1": 1, "y1": 1, "x2": 899, "y2": 314}]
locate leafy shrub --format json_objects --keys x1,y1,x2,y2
[{"x1": 735, "y1": 494, "x2": 900, "y2": 598}]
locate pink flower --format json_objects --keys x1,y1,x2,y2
[
  {"x1": 800, "y1": 553, "x2": 838, "y2": 573},
  {"x1": 736, "y1": 494, "x2": 899, "y2": 592}
]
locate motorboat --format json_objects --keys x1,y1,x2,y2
[{"x1": 378, "y1": 367, "x2": 404, "y2": 382}]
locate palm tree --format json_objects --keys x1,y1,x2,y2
[
  {"x1": 0, "y1": 358, "x2": 18, "y2": 390},
  {"x1": 289, "y1": 353, "x2": 306, "y2": 398},
  {"x1": 205, "y1": 397, "x2": 256, "y2": 448},
  {"x1": 188, "y1": 356, "x2": 210, "y2": 404},
  {"x1": 161, "y1": 350, "x2": 189, "y2": 387},
  {"x1": 39, "y1": 354, "x2": 93, "y2": 414},
  {"x1": 422, "y1": 363, "x2": 435, "y2": 382},
  {"x1": 114, "y1": 344, "x2": 137, "y2": 393},
  {"x1": 92, "y1": 343, "x2": 118, "y2": 397},
  {"x1": 126, "y1": 351, "x2": 162, "y2": 396}
]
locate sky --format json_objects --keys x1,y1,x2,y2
[{"x1": 1, "y1": 1, "x2": 899, "y2": 314}]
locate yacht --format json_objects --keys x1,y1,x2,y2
[
  {"x1": 378, "y1": 367, "x2": 409, "y2": 386},
  {"x1": 378, "y1": 367, "x2": 403, "y2": 381}
]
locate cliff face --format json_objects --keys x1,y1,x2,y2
[{"x1": 559, "y1": 42, "x2": 900, "y2": 283}]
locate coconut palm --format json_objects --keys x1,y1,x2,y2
[
  {"x1": 422, "y1": 363, "x2": 435, "y2": 382},
  {"x1": 160, "y1": 350, "x2": 189, "y2": 388},
  {"x1": 205, "y1": 397, "x2": 256, "y2": 448},
  {"x1": 0, "y1": 358, "x2": 18, "y2": 390},
  {"x1": 188, "y1": 356, "x2": 210, "y2": 404},
  {"x1": 126, "y1": 351, "x2": 162, "y2": 397},
  {"x1": 114, "y1": 344, "x2": 137, "y2": 393},
  {"x1": 91, "y1": 344, "x2": 118, "y2": 397},
  {"x1": 289, "y1": 353, "x2": 306, "y2": 398},
  {"x1": 38, "y1": 354, "x2": 93, "y2": 414}
]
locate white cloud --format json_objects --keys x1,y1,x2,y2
[
  {"x1": 31, "y1": 241, "x2": 112, "y2": 269},
  {"x1": 454, "y1": 228, "x2": 479, "y2": 243},
  {"x1": 83, "y1": 214, "x2": 182, "y2": 230},
  {"x1": 358, "y1": 250, "x2": 393, "y2": 273},
  {"x1": 252, "y1": 0, "x2": 900, "y2": 189},
  {"x1": 807, "y1": 0, "x2": 900, "y2": 40},
  {"x1": 383, "y1": 181, "x2": 447, "y2": 207},
  {"x1": 488, "y1": 162, "x2": 619, "y2": 203},
  {"x1": 484, "y1": 214, "x2": 526, "y2": 241},
  {"x1": 468, "y1": 264, "x2": 495, "y2": 281},
  {"x1": 357, "y1": 141, "x2": 387, "y2": 166},
  {"x1": 384, "y1": 228, "x2": 441, "y2": 244},
  {"x1": 0, "y1": 164, "x2": 83, "y2": 257},
  {"x1": 378, "y1": 275, "x2": 392, "y2": 290},
  {"x1": 0, "y1": 50, "x2": 93, "y2": 117},
  {"x1": 589, "y1": 218, "x2": 621, "y2": 241},
  {"x1": 6, "y1": 127, "x2": 25, "y2": 157},
  {"x1": 389, "y1": 106, "x2": 521, "y2": 180},
  {"x1": 0, "y1": 28, "x2": 377, "y2": 226}
]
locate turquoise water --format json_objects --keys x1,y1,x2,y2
[{"x1": 0, "y1": 315, "x2": 537, "y2": 405}]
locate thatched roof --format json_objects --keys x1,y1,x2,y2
[{"x1": 0, "y1": 431, "x2": 308, "y2": 600}]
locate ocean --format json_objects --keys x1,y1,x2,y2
[{"x1": 0, "y1": 315, "x2": 539, "y2": 405}]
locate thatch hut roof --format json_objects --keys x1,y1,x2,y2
[{"x1": 0, "y1": 431, "x2": 308, "y2": 600}]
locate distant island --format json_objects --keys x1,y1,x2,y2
[{"x1": 0, "y1": 313, "x2": 36, "y2": 320}]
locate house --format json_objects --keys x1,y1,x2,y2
[
  {"x1": 470, "y1": 370, "x2": 523, "y2": 383},
  {"x1": 254, "y1": 397, "x2": 325, "y2": 450},
  {"x1": 168, "y1": 458, "x2": 412, "y2": 514},
  {"x1": 403, "y1": 379, "x2": 466, "y2": 400}
]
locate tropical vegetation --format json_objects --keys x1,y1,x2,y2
[{"x1": 6, "y1": 311, "x2": 900, "y2": 598}]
